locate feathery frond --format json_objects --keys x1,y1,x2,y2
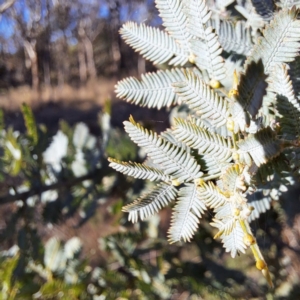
[
  {"x1": 288, "y1": 56, "x2": 300, "y2": 99},
  {"x1": 168, "y1": 183, "x2": 206, "y2": 243},
  {"x1": 235, "y1": 2, "x2": 265, "y2": 30},
  {"x1": 172, "y1": 70, "x2": 228, "y2": 127},
  {"x1": 183, "y1": 0, "x2": 211, "y2": 39},
  {"x1": 123, "y1": 183, "x2": 177, "y2": 223},
  {"x1": 183, "y1": 1, "x2": 225, "y2": 79},
  {"x1": 108, "y1": 158, "x2": 172, "y2": 182},
  {"x1": 229, "y1": 61, "x2": 267, "y2": 132},
  {"x1": 190, "y1": 27, "x2": 226, "y2": 80},
  {"x1": 160, "y1": 128, "x2": 189, "y2": 151},
  {"x1": 21, "y1": 103, "x2": 38, "y2": 145},
  {"x1": 209, "y1": 19, "x2": 253, "y2": 56},
  {"x1": 156, "y1": 0, "x2": 192, "y2": 52},
  {"x1": 235, "y1": 60, "x2": 268, "y2": 119},
  {"x1": 120, "y1": 22, "x2": 188, "y2": 66},
  {"x1": 173, "y1": 118, "x2": 232, "y2": 161},
  {"x1": 270, "y1": 63, "x2": 300, "y2": 139},
  {"x1": 246, "y1": 7, "x2": 300, "y2": 74},
  {"x1": 278, "y1": 0, "x2": 300, "y2": 8},
  {"x1": 198, "y1": 181, "x2": 227, "y2": 209},
  {"x1": 247, "y1": 191, "x2": 272, "y2": 221},
  {"x1": 221, "y1": 164, "x2": 245, "y2": 194},
  {"x1": 198, "y1": 154, "x2": 231, "y2": 175},
  {"x1": 237, "y1": 127, "x2": 281, "y2": 166},
  {"x1": 115, "y1": 68, "x2": 189, "y2": 109},
  {"x1": 211, "y1": 217, "x2": 247, "y2": 257},
  {"x1": 124, "y1": 116, "x2": 203, "y2": 182}
]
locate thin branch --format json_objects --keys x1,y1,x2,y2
[{"x1": 0, "y1": 0, "x2": 15, "y2": 14}]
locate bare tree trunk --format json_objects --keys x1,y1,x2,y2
[
  {"x1": 43, "y1": 60, "x2": 50, "y2": 86},
  {"x1": 0, "y1": 0, "x2": 15, "y2": 14},
  {"x1": 109, "y1": 1, "x2": 121, "y2": 76},
  {"x1": 83, "y1": 36, "x2": 96, "y2": 80},
  {"x1": 110, "y1": 34, "x2": 121, "y2": 75},
  {"x1": 78, "y1": 41, "x2": 87, "y2": 83},
  {"x1": 24, "y1": 39, "x2": 39, "y2": 91},
  {"x1": 58, "y1": 67, "x2": 64, "y2": 87}
]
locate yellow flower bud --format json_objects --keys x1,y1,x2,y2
[
  {"x1": 171, "y1": 179, "x2": 181, "y2": 186},
  {"x1": 256, "y1": 259, "x2": 267, "y2": 271},
  {"x1": 243, "y1": 233, "x2": 256, "y2": 246},
  {"x1": 209, "y1": 79, "x2": 221, "y2": 89}
]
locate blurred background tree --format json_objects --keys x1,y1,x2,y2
[{"x1": 0, "y1": 0, "x2": 300, "y2": 299}]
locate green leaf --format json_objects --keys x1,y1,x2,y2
[
  {"x1": 0, "y1": 108, "x2": 4, "y2": 131},
  {"x1": 21, "y1": 103, "x2": 38, "y2": 145},
  {"x1": 0, "y1": 254, "x2": 19, "y2": 294}
]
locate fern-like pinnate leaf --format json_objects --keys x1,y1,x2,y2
[
  {"x1": 211, "y1": 199, "x2": 249, "y2": 257},
  {"x1": 270, "y1": 63, "x2": 300, "y2": 139},
  {"x1": 183, "y1": 1, "x2": 226, "y2": 80},
  {"x1": 237, "y1": 127, "x2": 281, "y2": 166},
  {"x1": 210, "y1": 217, "x2": 236, "y2": 237},
  {"x1": 234, "y1": 60, "x2": 268, "y2": 119},
  {"x1": 190, "y1": 27, "x2": 226, "y2": 80},
  {"x1": 230, "y1": 61, "x2": 268, "y2": 133},
  {"x1": 198, "y1": 181, "x2": 227, "y2": 209},
  {"x1": 115, "y1": 68, "x2": 189, "y2": 109},
  {"x1": 183, "y1": 0, "x2": 211, "y2": 39},
  {"x1": 247, "y1": 190, "x2": 272, "y2": 221},
  {"x1": 288, "y1": 56, "x2": 300, "y2": 99},
  {"x1": 211, "y1": 216, "x2": 247, "y2": 257},
  {"x1": 156, "y1": 0, "x2": 192, "y2": 53},
  {"x1": 235, "y1": 2, "x2": 265, "y2": 30},
  {"x1": 108, "y1": 158, "x2": 172, "y2": 182},
  {"x1": 124, "y1": 116, "x2": 203, "y2": 182},
  {"x1": 209, "y1": 19, "x2": 253, "y2": 56},
  {"x1": 168, "y1": 183, "x2": 206, "y2": 243},
  {"x1": 123, "y1": 183, "x2": 177, "y2": 223},
  {"x1": 278, "y1": 0, "x2": 300, "y2": 8},
  {"x1": 119, "y1": 22, "x2": 188, "y2": 66},
  {"x1": 172, "y1": 70, "x2": 228, "y2": 127},
  {"x1": 173, "y1": 118, "x2": 232, "y2": 161},
  {"x1": 246, "y1": 7, "x2": 300, "y2": 74},
  {"x1": 221, "y1": 165, "x2": 246, "y2": 194},
  {"x1": 198, "y1": 154, "x2": 231, "y2": 175}
]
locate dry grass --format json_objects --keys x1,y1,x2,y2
[{"x1": 0, "y1": 78, "x2": 117, "y2": 111}]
